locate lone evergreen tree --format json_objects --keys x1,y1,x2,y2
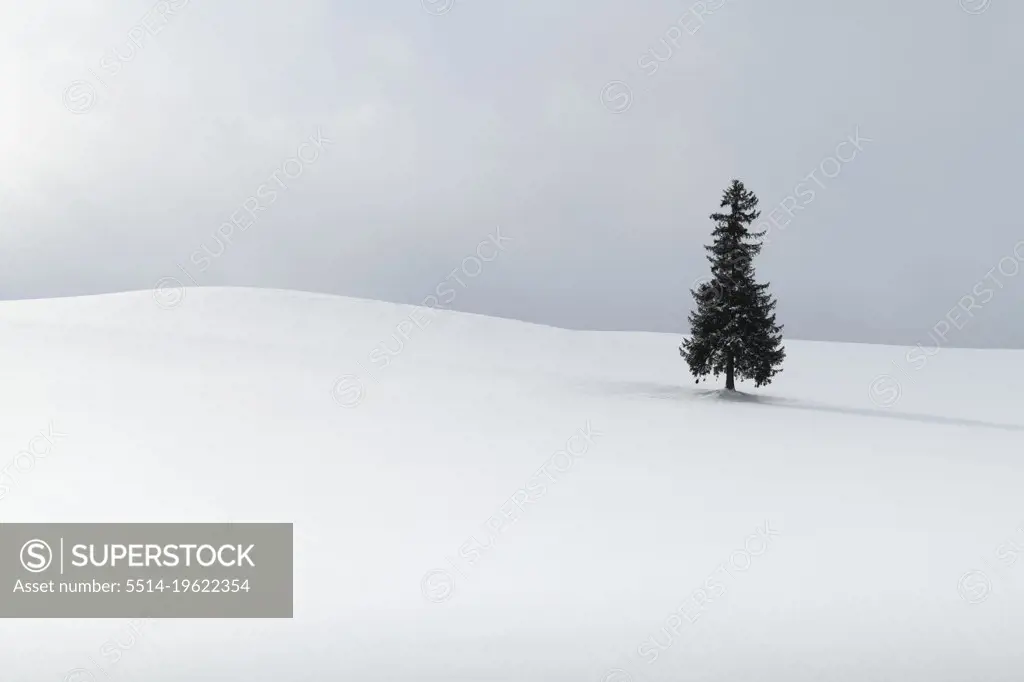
[{"x1": 681, "y1": 179, "x2": 785, "y2": 390}]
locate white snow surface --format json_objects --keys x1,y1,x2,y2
[{"x1": 1, "y1": 287, "x2": 1022, "y2": 681}]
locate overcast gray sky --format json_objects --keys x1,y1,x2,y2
[{"x1": 1, "y1": 0, "x2": 1021, "y2": 346}]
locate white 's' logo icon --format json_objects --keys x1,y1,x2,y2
[{"x1": 20, "y1": 539, "x2": 53, "y2": 573}]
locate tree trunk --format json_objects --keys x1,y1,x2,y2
[{"x1": 725, "y1": 353, "x2": 735, "y2": 391}]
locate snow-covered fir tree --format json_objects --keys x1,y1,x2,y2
[{"x1": 681, "y1": 179, "x2": 785, "y2": 390}]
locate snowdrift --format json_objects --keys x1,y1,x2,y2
[{"x1": 1, "y1": 287, "x2": 1021, "y2": 681}]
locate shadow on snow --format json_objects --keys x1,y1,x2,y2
[{"x1": 587, "y1": 380, "x2": 1024, "y2": 433}]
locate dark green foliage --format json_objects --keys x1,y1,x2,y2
[{"x1": 681, "y1": 180, "x2": 785, "y2": 389}]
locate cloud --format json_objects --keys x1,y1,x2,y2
[{"x1": 1, "y1": 0, "x2": 1021, "y2": 347}]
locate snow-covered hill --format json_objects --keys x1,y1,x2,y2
[{"x1": 1, "y1": 287, "x2": 1022, "y2": 681}]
